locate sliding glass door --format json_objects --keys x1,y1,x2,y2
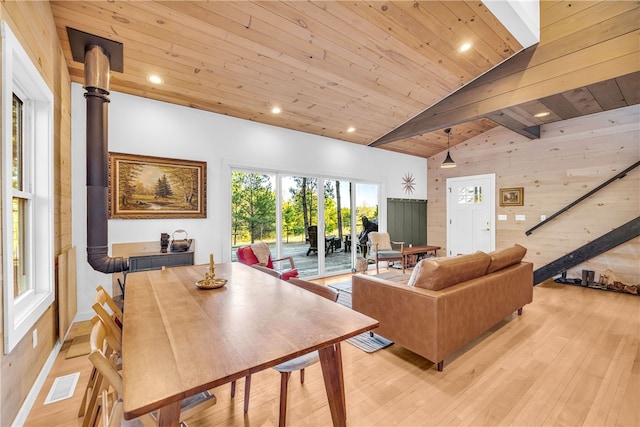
[
  {"x1": 281, "y1": 175, "x2": 319, "y2": 277},
  {"x1": 353, "y1": 182, "x2": 379, "y2": 259},
  {"x1": 231, "y1": 169, "x2": 378, "y2": 278},
  {"x1": 324, "y1": 179, "x2": 353, "y2": 275},
  {"x1": 231, "y1": 170, "x2": 276, "y2": 248}
]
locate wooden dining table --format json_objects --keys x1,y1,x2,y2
[{"x1": 122, "y1": 262, "x2": 378, "y2": 427}]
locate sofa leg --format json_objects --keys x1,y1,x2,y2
[
  {"x1": 437, "y1": 361, "x2": 443, "y2": 372},
  {"x1": 517, "y1": 307, "x2": 523, "y2": 315},
  {"x1": 370, "y1": 331, "x2": 374, "y2": 337}
]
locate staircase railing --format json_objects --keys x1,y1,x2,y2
[
  {"x1": 525, "y1": 160, "x2": 639, "y2": 236},
  {"x1": 533, "y1": 216, "x2": 640, "y2": 285}
]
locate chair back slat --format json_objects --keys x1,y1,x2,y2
[
  {"x1": 95, "y1": 286, "x2": 123, "y2": 325},
  {"x1": 287, "y1": 278, "x2": 339, "y2": 302},
  {"x1": 93, "y1": 288, "x2": 123, "y2": 351},
  {"x1": 89, "y1": 317, "x2": 124, "y2": 397}
]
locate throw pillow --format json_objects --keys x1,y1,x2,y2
[
  {"x1": 238, "y1": 246, "x2": 259, "y2": 265},
  {"x1": 407, "y1": 259, "x2": 423, "y2": 286},
  {"x1": 250, "y1": 242, "x2": 272, "y2": 266},
  {"x1": 280, "y1": 269, "x2": 299, "y2": 281},
  {"x1": 486, "y1": 244, "x2": 527, "y2": 273}
]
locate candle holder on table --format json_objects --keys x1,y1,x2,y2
[{"x1": 196, "y1": 253, "x2": 227, "y2": 289}]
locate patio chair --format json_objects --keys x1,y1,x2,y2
[
  {"x1": 367, "y1": 232, "x2": 405, "y2": 274},
  {"x1": 237, "y1": 242, "x2": 298, "y2": 280},
  {"x1": 306, "y1": 225, "x2": 319, "y2": 255},
  {"x1": 306, "y1": 225, "x2": 334, "y2": 256}
]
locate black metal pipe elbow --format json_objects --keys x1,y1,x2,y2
[{"x1": 87, "y1": 247, "x2": 129, "y2": 274}]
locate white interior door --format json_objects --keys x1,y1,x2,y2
[{"x1": 446, "y1": 174, "x2": 495, "y2": 256}]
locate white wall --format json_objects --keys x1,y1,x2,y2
[
  {"x1": 71, "y1": 83, "x2": 427, "y2": 319},
  {"x1": 483, "y1": 0, "x2": 540, "y2": 48}
]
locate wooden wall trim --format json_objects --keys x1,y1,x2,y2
[{"x1": 0, "y1": 1, "x2": 72, "y2": 425}]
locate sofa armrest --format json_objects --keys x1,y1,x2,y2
[
  {"x1": 352, "y1": 274, "x2": 445, "y2": 362},
  {"x1": 430, "y1": 261, "x2": 533, "y2": 359}
]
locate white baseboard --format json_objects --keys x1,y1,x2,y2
[{"x1": 12, "y1": 339, "x2": 63, "y2": 427}]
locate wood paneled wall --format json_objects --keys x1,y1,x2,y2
[
  {"x1": 0, "y1": 1, "x2": 71, "y2": 425},
  {"x1": 427, "y1": 105, "x2": 639, "y2": 285}
]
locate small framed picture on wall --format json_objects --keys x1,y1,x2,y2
[{"x1": 499, "y1": 187, "x2": 524, "y2": 207}]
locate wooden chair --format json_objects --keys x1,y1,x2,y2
[
  {"x1": 85, "y1": 316, "x2": 154, "y2": 427},
  {"x1": 95, "y1": 285, "x2": 123, "y2": 325},
  {"x1": 367, "y1": 232, "x2": 405, "y2": 274},
  {"x1": 231, "y1": 278, "x2": 339, "y2": 426},
  {"x1": 250, "y1": 264, "x2": 282, "y2": 278},
  {"x1": 92, "y1": 286, "x2": 123, "y2": 348},
  {"x1": 79, "y1": 286, "x2": 124, "y2": 427},
  {"x1": 306, "y1": 225, "x2": 334, "y2": 256},
  {"x1": 306, "y1": 225, "x2": 319, "y2": 255},
  {"x1": 88, "y1": 316, "x2": 216, "y2": 427},
  {"x1": 96, "y1": 389, "x2": 122, "y2": 427}
]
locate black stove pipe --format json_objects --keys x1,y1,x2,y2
[{"x1": 84, "y1": 44, "x2": 128, "y2": 274}]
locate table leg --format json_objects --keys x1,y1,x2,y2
[
  {"x1": 156, "y1": 401, "x2": 180, "y2": 427},
  {"x1": 318, "y1": 343, "x2": 346, "y2": 427}
]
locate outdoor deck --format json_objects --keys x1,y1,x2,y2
[{"x1": 232, "y1": 240, "x2": 361, "y2": 278}]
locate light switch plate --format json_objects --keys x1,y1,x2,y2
[
  {"x1": 498, "y1": 214, "x2": 507, "y2": 221},
  {"x1": 515, "y1": 214, "x2": 526, "y2": 221}
]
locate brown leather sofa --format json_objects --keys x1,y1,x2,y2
[{"x1": 352, "y1": 244, "x2": 533, "y2": 371}]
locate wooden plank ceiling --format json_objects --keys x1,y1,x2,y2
[{"x1": 50, "y1": 1, "x2": 639, "y2": 159}]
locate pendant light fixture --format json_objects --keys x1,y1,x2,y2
[{"x1": 441, "y1": 127, "x2": 457, "y2": 168}]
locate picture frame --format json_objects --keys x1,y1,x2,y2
[
  {"x1": 109, "y1": 152, "x2": 206, "y2": 219},
  {"x1": 499, "y1": 187, "x2": 524, "y2": 207}
]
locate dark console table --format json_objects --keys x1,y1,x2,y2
[
  {"x1": 112, "y1": 241, "x2": 195, "y2": 299},
  {"x1": 128, "y1": 248, "x2": 194, "y2": 272}
]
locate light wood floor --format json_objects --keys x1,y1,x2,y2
[{"x1": 24, "y1": 279, "x2": 639, "y2": 427}]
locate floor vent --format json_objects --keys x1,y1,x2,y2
[{"x1": 44, "y1": 372, "x2": 80, "y2": 405}]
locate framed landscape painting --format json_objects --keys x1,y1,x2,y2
[{"x1": 109, "y1": 152, "x2": 206, "y2": 219}]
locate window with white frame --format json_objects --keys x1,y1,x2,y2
[{"x1": 2, "y1": 21, "x2": 54, "y2": 353}]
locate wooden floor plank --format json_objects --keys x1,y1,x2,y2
[{"x1": 24, "y1": 278, "x2": 639, "y2": 427}]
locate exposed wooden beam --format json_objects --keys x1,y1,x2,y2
[
  {"x1": 370, "y1": 4, "x2": 640, "y2": 147},
  {"x1": 484, "y1": 111, "x2": 540, "y2": 139}
]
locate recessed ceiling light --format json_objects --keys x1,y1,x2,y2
[
  {"x1": 458, "y1": 42, "x2": 472, "y2": 53},
  {"x1": 271, "y1": 106, "x2": 282, "y2": 114},
  {"x1": 534, "y1": 111, "x2": 550, "y2": 118},
  {"x1": 347, "y1": 126, "x2": 356, "y2": 133},
  {"x1": 147, "y1": 74, "x2": 163, "y2": 85}
]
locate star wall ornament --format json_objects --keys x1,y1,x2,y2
[{"x1": 402, "y1": 172, "x2": 415, "y2": 195}]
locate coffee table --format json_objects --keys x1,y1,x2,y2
[{"x1": 402, "y1": 245, "x2": 441, "y2": 268}]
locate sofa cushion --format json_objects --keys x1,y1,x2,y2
[
  {"x1": 486, "y1": 244, "x2": 527, "y2": 274},
  {"x1": 412, "y1": 252, "x2": 491, "y2": 291}
]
